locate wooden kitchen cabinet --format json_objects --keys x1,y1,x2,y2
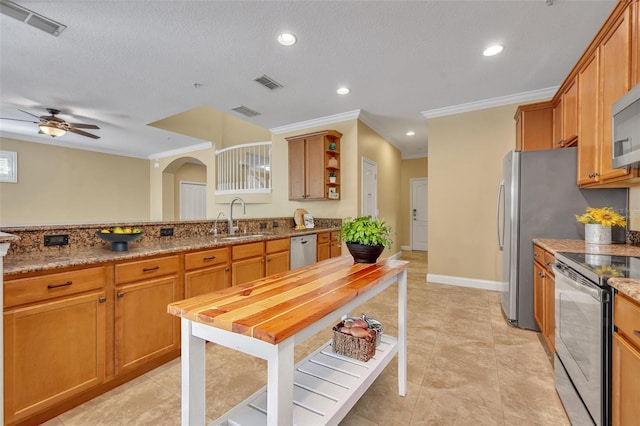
[
  {"x1": 317, "y1": 231, "x2": 331, "y2": 261},
  {"x1": 4, "y1": 267, "x2": 108, "y2": 425},
  {"x1": 232, "y1": 241, "x2": 264, "y2": 286},
  {"x1": 633, "y1": 0, "x2": 640, "y2": 86},
  {"x1": 265, "y1": 238, "x2": 290, "y2": 276},
  {"x1": 184, "y1": 247, "x2": 230, "y2": 298},
  {"x1": 577, "y1": 4, "x2": 639, "y2": 187},
  {"x1": 514, "y1": 101, "x2": 553, "y2": 151},
  {"x1": 114, "y1": 255, "x2": 181, "y2": 375},
  {"x1": 555, "y1": 78, "x2": 578, "y2": 148},
  {"x1": 330, "y1": 230, "x2": 342, "y2": 258},
  {"x1": 612, "y1": 293, "x2": 640, "y2": 425},
  {"x1": 286, "y1": 130, "x2": 342, "y2": 200},
  {"x1": 533, "y1": 244, "x2": 555, "y2": 352}
]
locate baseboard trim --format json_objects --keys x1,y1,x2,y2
[
  {"x1": 426, "y1": 273, "x2": 506, "y2": 292},
  {"x1": 400, "y1": 245, "x2": 412, "y2": 251}
]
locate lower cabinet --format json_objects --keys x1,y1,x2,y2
[
  {"x1": 265, "y1": 238, "x2": 290, "y2": 276},
  {"x1": 317, "y1": 232, "x2": 331, "y2": 261},
  {"x1": 533, "y1": 244, "x2": 555, "y2": 352},
  {"x1": 185, "y1": 247, "x2": 230, "y2": 298},
  {"x1": 612, "y1": 293, "x2": 640, "y2": 425},
  {"x1": 330, "y1": 231, "x2": 342, "y2": 258},
  {"x1": 3, "y1": 267, "x2": 108, "y2": 425},
  {"x1": 114, "y1": 255, "x2": 182, "y2": 375},
  {"x1": 232, "y1": 242, "x2": 265, "y2": 286}
]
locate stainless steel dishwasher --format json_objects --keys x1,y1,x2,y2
[{"x1": 290, "y1": 234, "x2": 317, "y2": 269}]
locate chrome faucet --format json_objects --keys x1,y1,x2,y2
[
  {"x1": 228, "y1": 197, "x2": 245, "y2": 234},
  {"x1": 212, "y1": 212, "x2": 225, "y2": 236}
]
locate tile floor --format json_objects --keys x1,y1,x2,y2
[{"x1": 42, "y1": 251, "x2": 569, "y2": 425}]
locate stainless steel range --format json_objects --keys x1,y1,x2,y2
[{"x1": 553, "y1": 251, "x2": 638, "y2": 426}]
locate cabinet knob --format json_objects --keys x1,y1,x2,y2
[
  {"x1": 225, "y1": 267, "x2": 229, "y2": 272},
  {"x1": 98, "y1": 296, "x2": 107, "y2": 303},
  {"x1": 634, "y1": 330, "x2": 640, "y2": 338},
  {"x1": 117, "y1": 292, "x2": 124, "y2": 298},
  {"x1": 537, "y1": 271, "x2": 545, "y2": 278}
]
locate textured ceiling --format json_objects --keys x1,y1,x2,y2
[{"x1": 0, "y1": 0, "x2": 616, "y2": 159}]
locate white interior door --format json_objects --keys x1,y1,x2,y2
[
  {"x1": 180, "y1": 181, "x2": 206, "y2": 220},
  {"x1": 411, "y1": 178, "x2": 428, "y2": 251},
  {"x1": 362, "y1": 158, "x2": 378, "y2": 217}
]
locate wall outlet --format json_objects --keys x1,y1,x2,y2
[
  {"x1": 44, "y1": 234, "x2": 69, "y2": 246},
  {"x1": 160, "y1": 228, "x2": 174, "y2": 237},
  {"x1": 259, "y1": 222, "x2": 267, "y2": 229},
  {"x1": 272, "y1": 221, "x2": 279, "y2": 228}
]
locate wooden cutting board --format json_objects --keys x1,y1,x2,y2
[{"x1": 294, "y1": 208, "x2": 308, "y2": 227}]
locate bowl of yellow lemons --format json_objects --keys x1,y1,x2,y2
[{"x1": 96, "y1": 227, "x2": 143, "y2": 252}]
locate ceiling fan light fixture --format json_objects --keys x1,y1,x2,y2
[
  {"x1": 483, "y1": 44, "x2": 504, "y2": 57},
  {"x1": 277, "y1": 33, "x2": 296, "y2": 46},
  {"x1": 39, "y1": 124, "x2": 66, "y2": 137},
  {"x1": 337, "y1": 87, "x2": 351, "y2": 95}
]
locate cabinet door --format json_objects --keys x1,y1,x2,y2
[
  {"x1": 265, "y1": 250, "x2": 289, "y2": 276},
  {"x1": 4, "y1": 291, "x2": 106, "y2": 424},
  {"x1": 599, "y1": 8, "x2": 633, "y2": 182},
  {"x1": 533, "y1": 261, "x2": 545, "y2": 332},
  {"x1": 330, "y1": 231, "x2": 342, "y2": 258},
  {"x1": 562, "y1": 79, "x2": 578, "y2": 144},
  {"x1": 553, "y1": 99, "x2": 563, "y2": 148},
  {"x1": 115, "y1": 276, "x2": 180, "y2": 374},
  {"x1": 185, "y1": 264, "x2": 230, "y2": 298},
  {"x1": 577, "y1": 53, "x2": 600, "y2": 185},
  {"x1": 317, "y1": 243, "x2": 330, "y2": 261},
  {"x1": 232, "y1": 256, "x2": 264, "y2": 286},
  {"x1": 305, "y1": 135, "x2": 326, "y2": 199},
  {"x1": 612, "y1": 333, "x2": 640, "y2": 426},
  {"x1": 288, "y1": 138, "x2": 306, "y2": 200},
  {"x1": 545, "y1": 273, "x2": 556, "y2": 352}
]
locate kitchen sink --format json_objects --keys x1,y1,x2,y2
[{"x1": 218, "y1": 233, "x2": 267, "y2": 241}]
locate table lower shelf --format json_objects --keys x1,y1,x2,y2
[{"x1": 211, "y1": 334, "x2": 399, "y2": 426}]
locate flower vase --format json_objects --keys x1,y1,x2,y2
[{"x1": 585, "y1": 223, "x2": 612, "y2": 245}]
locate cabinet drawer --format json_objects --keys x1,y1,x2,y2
[
  {"x1": 4, "y1": 266, "x2": 108, "y2": 308},
  {"x1": 232, "y1": 242, "x2": 264, "y2": 260},
  {"x1": 615, "y1": 293, "x2": 640, "y2": 349},
  {"x1": 115, "y1": 255, "x2": 180, "y2": 284},
  {"x1": 330, "y1": 231, "x2": 340, "y2": 241},
  {"x1": 533, "y1": 245, "x2": 545, "y2": 264},
  {"x1": 266, "y1": 238, "x2": 289, "y2": 254},
  {"x1": 317, "y1": 232, "x2": 330, "y2": 244},
  {"x1": 185, "y1": 247, "x2": 229, "y2": 270}
]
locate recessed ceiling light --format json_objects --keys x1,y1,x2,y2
[
  {"x1": 337, "y1": 87, "x2": 351, "y2": 95},
  {"x1": 483, "y1": 44, "x2": 503, "y2": 56},
  {"x1": 277, "y1": 33, "x2": 296, "y2": 46},
  {"x1": 406, "y1": 131, "x2": 415, "y2": 136}
]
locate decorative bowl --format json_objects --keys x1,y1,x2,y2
[{"x1": 95, "y1": 230, "x2": 143, "y2": 252}]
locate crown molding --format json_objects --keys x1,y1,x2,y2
[
  {"x1": 402, "y1": 152, "x2": 428, "y2": 160},
  {"x1": 270, "y1": 110, "x2": 361, "y2": 134},
  {"x1": 148, "y1": 142, "x2": 213, "y2": 159},
  {"x1": 420, "y1": 87, "x2": 559, "y2": 119}
]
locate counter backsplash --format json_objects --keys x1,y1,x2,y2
[
  {"x1": 627, "y1": 230, "x2": 640, "y2": 246},
  {"x1": 0, "y1": 217, "x2": 342, "y2": 255}
]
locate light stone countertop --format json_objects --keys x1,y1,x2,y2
[
  {"x1": 3, "y1": 228, "x2": 339, "y2": 276},
  {"x1": 534, "y1": 238, "x2": 640, "y2": 304},
  {"x1": 0, "y1": 232, "x2": 19, "y2": 245}
]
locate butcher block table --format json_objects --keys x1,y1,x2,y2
[{"x1": 168, "y1": 256, "x2": 409, "y2": 426}]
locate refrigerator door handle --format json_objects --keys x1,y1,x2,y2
[{"x1": 496, "y1": 179, "x2": 505, "y2": 251}]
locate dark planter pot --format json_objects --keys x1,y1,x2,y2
[{"x1": 346, "y1": 243, "x2": 385, "y2": 264}]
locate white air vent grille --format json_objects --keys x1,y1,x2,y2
[
  {"x1": 253, "y1": 75, "x2": 283, "y2": 90},
  {"x1": 232, "y1": 106, "x2": 261, "y2": 117},
  {"x1": 0, "y1": 0, "x2": 66, "y2": 36}
]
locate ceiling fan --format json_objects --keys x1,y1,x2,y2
[{"x1": 0, "y1": 108, "x2": 100, "y2": 139}]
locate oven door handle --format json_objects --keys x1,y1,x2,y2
[{"x1": 553, "y1": 263, "x2": 603, "y2": 301}]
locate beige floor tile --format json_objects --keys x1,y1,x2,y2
[{"x1": 41, "y1": 251, "x2": 570, "y2": 426}]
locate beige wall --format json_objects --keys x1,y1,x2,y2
[
  {"x1": 0, "y1": 137, "x2": 149, "y2": 226},
  {"x1": 357, "y1": 121, "x2": 403, "y2": 256},
  {"x1": 399, "y1": 157, "x2": 428, "y2": 247},
  {"x1": 427, "y1": 104, "x2": 517, "y2": 283}
]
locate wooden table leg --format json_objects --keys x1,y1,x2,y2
[
  {"x1": 398, "y1": 269, "x2": 407, "y2": 396},
  {"x1": 266, "y1": 337, "x2": 294, "y2": 426},
  {"x1": 181, "y1": 318, "x2": 206, "y2": 426}
]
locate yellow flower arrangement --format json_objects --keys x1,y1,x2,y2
[{"x1": 575, "y1": 207, "x2": 626, "y2": 227}]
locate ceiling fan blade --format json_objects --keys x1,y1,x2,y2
[
  {"x1": 0, "y1": 117, "x2": 38, "y2": 123},
  {"x1": 68, "y1": 127, "x2": 100, "y2": 139},
  {"x1": 18, "y1": 109, "x2": 42, "y2": 119},
  {"x1": 68, "y1": 123, "x2": 100, "y2": 129}
]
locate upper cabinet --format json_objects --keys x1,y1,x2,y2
[
  {"x1": 634, "y1": 0, "x2": 640, "y2": 87},
  {"x1": 515, "y1": 101, "x2": 553, "y2": 151},
  {"x1": 286, "y1": 130, "x2": 342, "y2": 201}
]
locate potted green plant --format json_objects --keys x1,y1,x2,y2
[
  {"x1": 329, "y1": 171, "x2": 337, "y2": 183},
  {"x1": 340, "y1": 216, "x2": 392, "y2": 263}
]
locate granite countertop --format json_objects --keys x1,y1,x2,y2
[
  {"x1": 4, "y1": 227, "x2": 339, "y2": 276},
  {"x1": 0, "y1": 232, "x2": 20, "y2": 245},
  {"x1": 534, "y1": 238, "x2": 640, "y2": 304}
]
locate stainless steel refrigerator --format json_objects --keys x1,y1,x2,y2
[{"x1": 496, "y1": 147, "x2": 627, "y2": 330}]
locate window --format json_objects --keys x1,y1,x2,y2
[
  {"x1": 215, "y1": 142, "x2": 271, "y2": 194},
  {"x1": 0, "y1": 151, "x2": 17, "y2": 183}
]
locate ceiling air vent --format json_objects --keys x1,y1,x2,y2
[
  {"x1": 0, "y1": 0, "x2": 66, "y2": 36},
  {"x1": 253, "y1": 75, "x2": 283, "y2": 90},
  {"x1": 232, "y1": 106, "x2": 261, "y2": 117}
]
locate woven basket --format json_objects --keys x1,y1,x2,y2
[{"x1": 331, "y1": 322, "x2": 376, "y2": 362}]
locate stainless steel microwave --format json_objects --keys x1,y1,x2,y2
[{"x1": 612, "y1": 82, "x2": 640, "y2": 169}]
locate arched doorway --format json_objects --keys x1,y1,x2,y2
[{"x1": 161, "y1": 157, "x2": 207, "y2": 220}]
